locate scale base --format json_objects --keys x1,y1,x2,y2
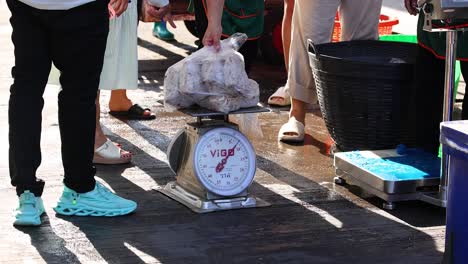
[
  {"x1": 158, "y1": 181, "x2": 270, "y2": 213},
  {"x1": 419, "y1": 192, "x2": 447, "y2": 208},
  {"x1": 335, "y1": 173, "x2": 447, "y2": 209}
]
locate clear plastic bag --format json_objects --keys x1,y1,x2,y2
[
  {"x1": 164, "y1": 33, "x2": 260, "y2": 113},
  {"x1": 229, "y1": 114, "x2": 264, "y2": 140}
]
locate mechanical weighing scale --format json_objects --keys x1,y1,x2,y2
[
  {"x1": 159, "y1": 106, "x2": 271, "y2": 213},
  {"x1": 334, "y1": 0, "x2": 468, "y2": 209}
]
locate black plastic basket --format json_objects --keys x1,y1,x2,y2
[{"x1": 308, "y1": 40, "x2": 418, "y2": 151}]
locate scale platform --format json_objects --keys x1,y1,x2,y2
[
  {"x1": 177, "y1": 104, "x2": 270, "y2": 117},
  {"x1": 334, "y1": 148, "x2": 441, "y2": 209}
]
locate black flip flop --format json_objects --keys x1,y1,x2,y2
[{"x1": 109, "y1": 104, "x2": 156, "y2": 120}]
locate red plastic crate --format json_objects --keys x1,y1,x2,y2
[{"x1": 332, "y1": 14, "x2": 399, "y2": 42}]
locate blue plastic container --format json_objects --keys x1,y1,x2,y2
[{"x1": 440, "y1": 120, "x2": 468, "y2": 264}]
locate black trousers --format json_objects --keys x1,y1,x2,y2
[
  {"x1": 7, "y1": 0, "x2": 109, "y2": 196},
  {"x1": 193, "y1": 0, "x2": 259, "y2": 74},
  {"x1": 409, "y1": 46, "x2": 468, "y2": 154}
]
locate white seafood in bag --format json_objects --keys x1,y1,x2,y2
[
  {"x1": 239, "y1": 80, "x2": 260, "y2": 108},
  {"x1": 201, "y1": 58, "x2": 224, "y2": 92},
  {"x1": 223, "y1": 52, "x2": 248, "y2": 91},
  {"x1": 164, "y1": 63, "x2": 192, "y2": 110},
  {"x1": 163, "y1": 33, "x2": 260, "y2": 113},
  {"x1": 199, "y1": 95, "x2": 241, "y2": 114}
]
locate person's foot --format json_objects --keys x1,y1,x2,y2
[
  {"x1": 287, "y1": 100, "x2": 306, "y2": 129},
  {"x1": 109, "y1": 104, "x2": 156, "y2": 120},
  {"x1": 109, "y1": 96, "x2": 153, "y2": 120},
  {"x1": 279, "y1": 99, "x2": 307, "y2": 140},
  {"x1": 108, "y1": 96, "x2": 134, "y2": 112},
  {"x1": 268, "y1": 86, "x2": 291, "y2": 106},
  {"x1": 94, "y1": 139, "x2": 132, "y2": 165},
  {"x1": 13, "y1": 191, "x2": 45, "y2": 226},
  {"x1": 53, "y1": 182, "x2": 137, "y2": 217},
  {"x1": 153, "y1": 22, "x2": 174, "y2": 41},
  {"x1": 278, "y1": 116, "x2": 305, "y2": 142}
]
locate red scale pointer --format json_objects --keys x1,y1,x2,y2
[{"x1": 215, "y1": 140, "x2": 239, "y2": 173}]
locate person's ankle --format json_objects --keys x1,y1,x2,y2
[
  {"x1": 290, "y1": 116, "x2": 305, "y2": 125},
  {"x1": 289, "y1": 109, "x2": 305, "y2": 125},
  {"x1": 94, "y1": 136, "x2": 108, "y2": 150},
  {"x1": 290, "y1": 100, "x2": 306, "y2": 122},
  {"x1": 108, "y1": 99, "x2": 133, "y2": 112}
]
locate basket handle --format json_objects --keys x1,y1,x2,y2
[{"x1": 307, "y1": 39, "x2": 320, "y2": 58}]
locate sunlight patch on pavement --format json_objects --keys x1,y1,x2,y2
[
  {"x1": 50, "y1": 221, "x2": 107, "y2": 264},
  {"x1": 122, "y1": 121, "x2": 169, "y2": 163},
  {"x1": 124, "y1": 242, "x2": 162, "y2": 263},
  {"x1": 121, "y1": 169, "x2": 162, "y2": 191},
  {"x1": 261, "y1": 183, "x2": 344, "y2": 229}
]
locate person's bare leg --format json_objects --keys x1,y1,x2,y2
[
  {"x1": 269, "y1": 0, "x2": 294, "y2": 105},
  {"x1": 95, "y1": 90, "x2": 132, "y2": 161},
  {"x1": 282, "y1": 0, "x2": 294, "y2": 71},
  {"x1": 279, "y1": 1, "x2": 307, "y2": 128},
  {"x1": 109, "y1": 89, "x2": 151, "y2": 116},
  {"x1": 95, "y1": 91, "x2": 108, "y2": 149}
]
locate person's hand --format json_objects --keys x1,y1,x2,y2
[
  {"x1": 404, "y1": 0, "x2": 419, "y2": 16},
  {"x1": 203, "y1": 22, "x2": 222, "y2": 51},
  {"x1": 147, "y1": 4, "x2": 176, "y2": 28},
  {"x1": 109, "y1": 0, "x2": 129, "y2": 17}
]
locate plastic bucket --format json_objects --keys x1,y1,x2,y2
[
  {"x1": 308, "y1": 40, "x2": 418, "y2": 151},
  {"x1": 440, "y1": 120, "x2": 468, "y2": 264}
]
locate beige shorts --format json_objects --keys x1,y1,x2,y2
[{"x1": 285, "y1": 0, "x2": 383, "y2": 104}]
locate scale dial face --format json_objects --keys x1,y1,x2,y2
[{"x1": 193, "y1": 127, "x2": 256, "y2": 197}]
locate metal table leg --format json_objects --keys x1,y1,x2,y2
[{"x1": 419, "y1": 30, "x2": 457, "y2": 207}]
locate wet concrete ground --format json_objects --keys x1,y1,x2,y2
[{"x1": 0, "y1": 3, "x2": 452, "y2": 264}]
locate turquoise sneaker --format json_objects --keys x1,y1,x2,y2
[
  {"x1": 153, "y1": 22, "x2": 175, "y2": 41},
  {"x1": 13, "y1": 191, "x2": 45, "y2": 226},
  {"x1": 53, "y1": 182, "x2": 137, "y2": 217}
]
